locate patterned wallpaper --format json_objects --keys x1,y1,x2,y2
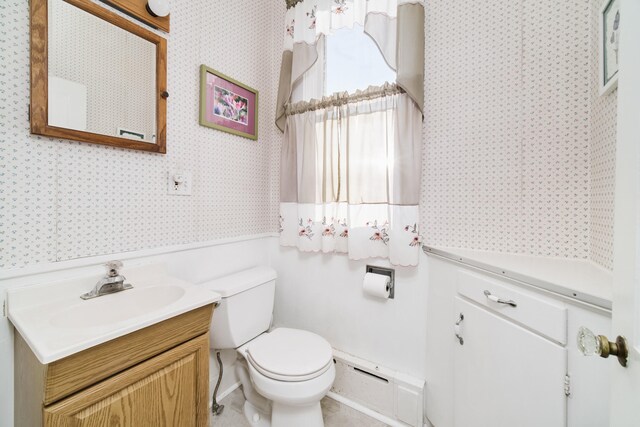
[
  {"x1": 422, "y1": 0, "x2": 616, "y2": 267},
  {"x1": 0, "y1": 0, "x2": 282, "y2": 269},
  {"x1": 589, "y1": 0, "x2": 617, "y2": 270},
  {"x1": 49, "y1": 0, "x2": 157, "y2": 140},
  {"x1": 0, "y1": 0, "x2": 617, "y2": 270},
  {"x1": 421, "y1": 0, "x2": 526, "y2": 255}
]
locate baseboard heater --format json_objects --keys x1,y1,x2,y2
[
  {"x1": 330, "y1": 349, "x2": 425, "y2": 427},
  {"x1": 352, "y1": 366, "x2": 389, "y2": 382}
]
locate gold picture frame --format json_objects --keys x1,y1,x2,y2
[{"x1": 199, "y1": 65, "x2": 258, "y2": 140}]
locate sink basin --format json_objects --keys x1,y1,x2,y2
[
  {"x1": 8, "y1": 264, "x2": 221, "y2": 363},
  {"x1": 50, "y1": 285, "x2": 186, "y2": 328}
]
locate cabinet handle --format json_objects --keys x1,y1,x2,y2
[
  {"x1": 483, "y1": 290, "x2": 517, "y2": 307},
  {"x1": 454, "y1": 313, "x2": 464, "y2": 345}
]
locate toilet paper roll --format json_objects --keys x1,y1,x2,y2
[{"x1": 363, "y1": 272, "x2": 391, "y2": 299}]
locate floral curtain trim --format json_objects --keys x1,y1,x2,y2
[
  {"x1": 282, "y1": 0, "x2": 405, "y2": 50},
  {"x1": 280, "y1": 203, "x2": 422, "y2": 266}
]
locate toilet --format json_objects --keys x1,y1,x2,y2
[{"x1": 202, "y1": 267, "x2": 335, "y2": 427}]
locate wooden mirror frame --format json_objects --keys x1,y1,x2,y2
[{"x1": 30, "y1": 0, "x2": 167, "y2": 153}]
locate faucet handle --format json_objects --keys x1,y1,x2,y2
[{"x1": 105, "y1": 260, "x2": 123, "y2": 277}]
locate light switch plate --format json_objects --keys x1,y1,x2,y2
[{"x1": 167, "y1": 171, "x2": 192, "y2": 196}]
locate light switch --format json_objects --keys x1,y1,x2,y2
[{"x1": 167, "y1": 171, "x2": 192, "y2": 196}]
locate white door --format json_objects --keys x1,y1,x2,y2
[
  {"x1": 609, "y1": 0, "x2": 640, "y2": 423},
  {"x1": 453, "y1": 297, "x2": 567, "y2": 427}
]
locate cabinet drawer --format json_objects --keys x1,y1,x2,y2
[
  {"x1": 457, "y1": 270, "x2": 567, "y2": 345},
  {"x1": 43, "y1": 304, "x2": 213, "y2": 405}
]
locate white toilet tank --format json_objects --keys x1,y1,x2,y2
[{"x1": 201, "y1": 266, "x2": 276, "y2": 349}]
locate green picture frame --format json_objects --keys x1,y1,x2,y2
[
  {"x1": 199, "y1": 65, "x2": 258, "y2": 140},
  {"x1": 599, "y1": 0, "x2": 619, "y2": 96}
]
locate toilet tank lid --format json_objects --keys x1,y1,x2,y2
[{"x1": 199, "y1": 266, "x2": 276, "y2": 298}]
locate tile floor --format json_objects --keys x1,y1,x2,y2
[{"x1": 210, "y1": 387, "x2": 389, "y2": 426}]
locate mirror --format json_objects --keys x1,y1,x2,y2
[{"x1": 30, "y1": 0, "x2": 167, "y2": 153}]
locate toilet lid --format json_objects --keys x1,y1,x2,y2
[{"x1": 246, "y1": 328, "x2": 333, "y2": 382}]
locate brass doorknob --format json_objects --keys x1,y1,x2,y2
[{"x1": 577, "y1": 326, "x2": 628, "y2": 367}]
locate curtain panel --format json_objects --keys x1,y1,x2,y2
[
  {"x1": 279, "y1": 84, "x2": 423, "y2": 266},
  {"x1": 275, "y1": 0, "x2": 425, "y2": 131}
]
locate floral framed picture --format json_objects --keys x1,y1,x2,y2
[
  {"x1": 199, "y1": 65, "x2": 258, "y2": 140},
  {"x1": 599, "y1": 0, "x2": 620, "y2": 95}
]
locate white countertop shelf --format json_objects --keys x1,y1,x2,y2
[
  {"x1": 423, "y1": 246, "x2": 613, "y2": 310},
  {"x1": 7, "y1": 264, "x2": 220, "y2": 364}
]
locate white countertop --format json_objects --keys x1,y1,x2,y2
[
  {"x1": 8, "y1": 264, "x2": 221, "y2": 364},
  {"x1": 424, "y1": 246, "x2": 613, "y2": 310}
]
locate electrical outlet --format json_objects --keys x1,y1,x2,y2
[{"x1": 167, "y1": 171, "x2": 192, "y2": 196}]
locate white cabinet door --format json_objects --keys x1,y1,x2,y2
[{"x1": 453, "y1": 297, "x2": 568, "y2": 427}]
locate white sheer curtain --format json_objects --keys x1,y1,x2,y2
[{"x1": 279, "y1": 84, "x2": 422, "y2": 266}]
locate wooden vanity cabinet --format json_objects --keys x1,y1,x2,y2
[
  {"x1": 15, "y1": 304, "x2": 214, "y2": 427},
  {"x1": 44, "y1": 334, "x2": 207, "y2": 426}
]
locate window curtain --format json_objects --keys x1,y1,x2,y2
[
  {"x1": 275, "y1": 0, "x2": 425, "y2": 131},
  {"x1": 279, "y1": 84, "x2": 423, "y2": 266}
]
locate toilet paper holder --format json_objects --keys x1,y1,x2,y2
[{"x1": 365, "y1": 265, "x2": 395, "y2": 299}]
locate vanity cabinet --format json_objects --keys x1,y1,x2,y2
[
  {"x1": 45, "y1": 334, "x2": 207, "y2": 426},
  {"x1": 452, "y1": 270, "x2": 569, "y2": 427},
  {"x1": 425, "y1": 254, "x2": 612, "y2": 427},
  {"x1": 15, "y1": 305, "x2": 213, "y2": 427},
  {"x1": 453, "y1": 296, "x2": 567, "y2": 427}
]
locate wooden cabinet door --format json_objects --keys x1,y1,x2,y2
[
  {"x1": 453, "y1": 297, "x2": 567, "y2": 427},
  {"x1": 44, "y1": 334, "x2": 209, "y2": 427}
]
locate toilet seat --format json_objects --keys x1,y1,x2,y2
[{"x1": 246, "y1": 328, "x2": 333, "y2": 382}]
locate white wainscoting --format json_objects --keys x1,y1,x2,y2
[{"x1": 269, "y1": 239, "x2": 430, "y2": 381}]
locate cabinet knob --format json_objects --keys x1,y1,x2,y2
[
  {"x1": 577, "y1": 326, "x2": 628, "y2": 367},
  {"x1": 454, "y1": 313, "x2": 464, "y2": 345},
  {"x1": 105, "y1": 260, "x2": 123, "y2": 277},
  {"x1": 161, "y1": 91, "x2": 169, "y2": 99}
]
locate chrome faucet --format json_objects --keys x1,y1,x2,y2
[{"x1": 81, "y1": 261, "x2": 133, "y2": 300}]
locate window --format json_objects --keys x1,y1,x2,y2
[
  {"x1": 291, "y1": 25, "x2": 396, "y2": 103},
  {"x1": 278, "y1": 1, "x2": 425, "y2": 266},
  {"x1": 325, "y1": 24, "x2": 395, "y2": 95}
]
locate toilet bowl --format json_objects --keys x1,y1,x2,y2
[
  {"x1": 201, "y1": 267, "x2": 335, "y2": 427},
  {"x1": 238, "y1": 328, "x2": 335, "y2": 427}
]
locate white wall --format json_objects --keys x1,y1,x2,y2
[{"x1": 270, "y1": 241, "x2": 430, "y2": 380}]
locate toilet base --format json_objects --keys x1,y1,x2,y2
[
  {"x1": 271, "y1": 401, "x2": 324, "y2": 427},
  {"x1": 235, "y1": 336, "x2": 333, "y2": 427},
  {"x1": 243, "y1": 400, "x2": 271, "y2": 427}
]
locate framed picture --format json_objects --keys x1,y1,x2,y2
[
  {"x1": 117, "y1": 127, "x2": 146, "y2": 140},
  {"x1": 199, "y1": 65, "x2": 258, "y2": 140},
  {"x1": 599, "y1": 0, "x2": 620, "y2": 95}
]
